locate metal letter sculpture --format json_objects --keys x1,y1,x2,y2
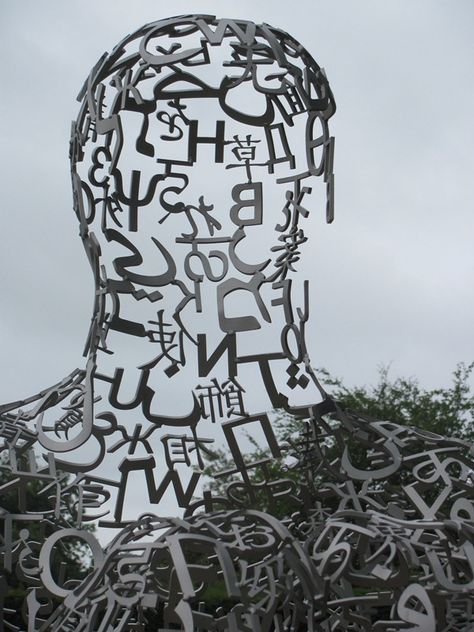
[{"x1": 1, "y1": 15, "x2": 474, "y2": 632}]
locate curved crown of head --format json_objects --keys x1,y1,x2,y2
[{"x1": 70, "y1": 15, "x2": 335, "y2": 167}]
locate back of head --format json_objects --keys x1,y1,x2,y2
[{"x1": 70, "y1": 14, "x2": 336, "y2": 247}]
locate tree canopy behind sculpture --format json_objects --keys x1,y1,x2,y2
[
  {"x1": 202, "y1": 362, "x2": 474, "y2": 510},
  {"x1": 0, "y1": 464, "x2": 95, "y2": 630}
]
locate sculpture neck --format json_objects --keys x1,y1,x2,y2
[{"x1": 87, "y1": 279, "x2": 327, "y2": 419}]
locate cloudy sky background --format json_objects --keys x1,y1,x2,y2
[{"x1": 0, "y1": 0, "x2": 473, "y2": 407}]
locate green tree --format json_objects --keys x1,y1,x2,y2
[
  {"x1": 319, "y1": 362, "x2": 474, "y2": 440},
  {"x1": 0, "y1": 459, "x2": 95, "y2": 630},
  {"x1": 202, "y1": 362, "x2": 474, "y2": 503}
]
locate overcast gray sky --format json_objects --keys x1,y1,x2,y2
[{"x1": 1, "y1": 0, "x2": 473, "y2": 405}]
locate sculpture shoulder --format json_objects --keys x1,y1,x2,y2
[
  {"x1": 0, "y1": 368, "x2": 87, "y2": 441},
  {"x1": 318, "y1": 404, "x2": 474, "y2": 516},
  {"x1": 334, "y1": 403, "x2": 474, "y2": 456}
]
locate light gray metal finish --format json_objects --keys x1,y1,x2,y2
[{"x1": 1, "y1": 14, "x2": 473, "y2": 632}]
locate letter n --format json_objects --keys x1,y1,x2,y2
[{"x1": 197, "y1": 333, "x2": 237, "y2": 378}]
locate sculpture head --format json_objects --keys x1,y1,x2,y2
[{"x1": 70, "y1": 15, "x2": 335, "y2": 358}]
